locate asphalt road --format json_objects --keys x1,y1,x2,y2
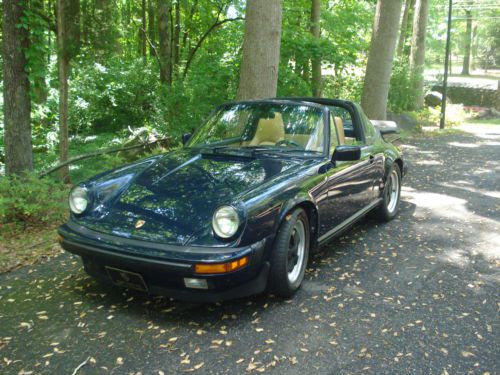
[{"x1": 1, "y1": 127, "x2": 499, "y2": 375}]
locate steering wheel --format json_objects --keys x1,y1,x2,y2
[{"x1": 275, "y1": 139, "x2": 300, "y2": 148}]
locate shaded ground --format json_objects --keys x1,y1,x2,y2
[{"x1": 1, "y1": 126, "x2": 499, "y2": 374}]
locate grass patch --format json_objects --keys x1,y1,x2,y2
[{"x1": 466, "y1": 117, "x2": 500, "y2": 125}]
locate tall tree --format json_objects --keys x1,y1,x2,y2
[
  {"x1": 409, "y1": 0, "x2": 429, "y2": 109},
  {"x1": 57, "y1": 0, "x2": 80, "y2": 182},
  {"x1": 397, "y1": 0, "x2": 415, "y2": 56},
  {"x1": 461, "y1": 8, "x2": 473, "y2": 75},
  {"x1": 361, "y1": 0, "x2": 403, "y2": 120},
  {"x1": 2, "y1": 0, "x2": 33, "y2": 175},
  {"x1": 158, "y1": 0, "x2": 172, "y2": 84},
  {"x1": 310, "y1": 0, "x2": 322, "y2": 97},
  {"x1": 173, "y1": 0, "x2": 181, "y2": 68},
  {"x1": 237, "y1": 0, "x2": 283, "y2": 100},
  {"x1": 94, "y1": 0, "x2": 118, "y2": 58},
  {"x1": 141, "y1": 0, "x2": 147, "y2": 60}
]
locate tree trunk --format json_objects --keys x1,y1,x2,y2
[
  {"x1": 310, "y1": 0, "x2": 322, "y2": 97},
  {"x1": 237, "y1": 0, "x2": 283, "y2": 100},
  {"x1": 2, "y1": 0, "x2": 33, "y2": 175},
  {"x1": 141, "y1": 0, "x2": 147, "y2": 60},
  {"x1": 56, "y1": 0, "x2": 80, "y2": 183},
  {"x1": 409, "y1": 0, "x2": 429, "y2": 109},
  {"x1": 173, "y1": 0, "x2": 181, "y2": 67},
  {"x1": 471, "y1": 23, "x2": 478, "y2": 70},
  {"x1": 94, "y1": 0, "x2": 116, "y2": 58},
  {"x1": 158, "y1": 0, "x2": 172, "y2": 85},
  {"x1": 57, "y1": 0, "x2": 69, "y2": 183},
  {"x1": 148, "y1": 0, "x2": 156, "y2": 57},
  {"x1": 361, "y1": 0, "x2": 403, "y2": 120},
  {"x1": 461, "y1": 9, "x2": 472, "y2": 76},
  {"x1": 397, "y1": 0, "x2": 415, "y2": 56}
]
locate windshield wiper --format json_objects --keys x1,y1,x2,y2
[
  {"x1": 202, "y1": 145, "x2": 257, "y2": 158},
  {"x1": 274, "y1": 149, "x2": 321, "y2": 154}
]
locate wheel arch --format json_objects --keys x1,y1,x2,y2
[
  {"x1": 394, "y1": 158, "x2": 404, "y2": 176},
  {"x1": 274, "y1": 198, "x2": 320, "y2": 253}
]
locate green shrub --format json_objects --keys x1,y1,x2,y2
[
  {"x1": 388, "y1": 58, "x2": 419, "y2": 113},
  {"x1": 412, "y1": 104, "x2": 467, "y2": 128},
  {"x1": 0, "y1": 173, "x2": 67, "y2": 225},
  {"x1": 70, "y1": 57, "x2": 161, "y2": 134}
]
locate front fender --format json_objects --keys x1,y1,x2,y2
[{"x1": 274, "y1": 195, "x2": 319, "y2": 235}]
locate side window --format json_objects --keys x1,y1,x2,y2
[
  {"x1": 361, "y1": 112, "x2": 376, "y2": 143},
  {"x1": 329, "y1": 114, "x2": 340, "y2": 152},
  {"x1": 328, "y1": 106, "x2": 361, "y2": 146}
]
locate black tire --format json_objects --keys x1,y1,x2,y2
[
  {"x1": 268, "y1": 208, "x2": 310, "y2": 297},
  {"x1": 374, "y1": 163, "x2": 402, "y2": 222}
]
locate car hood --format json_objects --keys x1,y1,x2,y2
[{"x1": 76, "y1": 148, "x2": 304, "y2": 245}]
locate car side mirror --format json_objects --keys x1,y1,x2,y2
[
  {"x1": 332, "y1": 145, "x2": 361, "y2": 162},
  {"x1": 182, "y1": 133, "x2": 192, "y2": 146}
]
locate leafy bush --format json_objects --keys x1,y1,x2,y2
[
  {"x1": 412, "y1": 104, "x2": 467, "y2": 128},
  {"x1": 388, "y1": 58, "x2": 419, "y2": 113},
  {"x1": 323, "y1": 70, "x2": 365, "y2": 102},
  {"x1": 0, "y1": 173, "x2": 67, "y2": 225},
  {"x1": 69, "y1": 57, "x2": 161, "y2": 134}
]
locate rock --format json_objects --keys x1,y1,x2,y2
[
  {"x1": 386, "y1": 112, "x2": 420, "y2": 132},
  {"x1": 425, "y1": 91, "x2": 443, "y2": 107}
]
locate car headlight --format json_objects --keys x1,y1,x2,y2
[
  {"x1": 212, "y1": 206, "x2": 240, "y2": 239},
  {"x1": 69, "y1": 186, "x2": 89, "y2": 214}
]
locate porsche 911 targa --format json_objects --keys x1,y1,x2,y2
[{"x1": 58, "y1": 98, "x2": 406, "y2": 302}]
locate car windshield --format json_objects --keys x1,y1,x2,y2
[{"x1": 188, "y1": 102, "x2": 325, "y2": 154}]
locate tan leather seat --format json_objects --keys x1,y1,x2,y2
[
  {"x1": 334, "y1": 116, "x2": 345, "y2": 145},
  {"x1": 249, "y1": 113, "x2": 285, "y2": 146}
]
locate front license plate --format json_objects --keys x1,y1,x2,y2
[{"x1": 105, "y1": 266, "x2": 148, "y2": 292}]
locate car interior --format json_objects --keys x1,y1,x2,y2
[{"x1": 241, "y1": 112, "x2": 324, "y2": 151}]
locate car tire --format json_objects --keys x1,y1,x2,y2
[
  {"x1": 374, "y1": 163, "x2": 402, "y2": 222},
  {"x1": 268, "y1": 208, "x2": 310, "y2": 297}
]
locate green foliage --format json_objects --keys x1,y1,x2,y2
[
  {"x1": 279, "y1": 0, "x2": 373, "y2": 99},
  {"x1": 22, "y1": 0, "x2": 50, "y2": 103},
  {"x1": 412, "y1": 104, "x2": 467, "y2": 128},
  {"x1": 69, "y1": 57, "x2": 160, "y2": 133},
  {"x1": 0, "y1": 173, "x2": 67, "y2": 225},
  {"x1": 388, "y1": 58, "x2": 419, "y2": 113},
  {"x1": 322, "y1": 71, "x2": 365, "y2": 102}
]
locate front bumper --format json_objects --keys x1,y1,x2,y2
[{"x1": 58, "y1": 222, "x2": 270, "y2": 302}]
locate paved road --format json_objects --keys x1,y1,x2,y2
[{"x1": 1, "y1": 127, "x2": 499, "y2": 375}]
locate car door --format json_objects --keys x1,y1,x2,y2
[
  {"x1": 358, "y1": 109, "x2": 386, "y2": 202},
  {"x1": 314, "y1": 109, "x2": 377, "y2": 240}
]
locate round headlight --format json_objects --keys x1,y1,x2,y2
[
  {"x1": 212, "y1": 206, "x2": 240, "y2": 239},
  {"x1": 69, "y1": 186, "x2": 88, "y2": 214}
]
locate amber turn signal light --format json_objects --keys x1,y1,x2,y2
[{"x1": 194, "y1": 256, "x2": 249, "y2": 274}]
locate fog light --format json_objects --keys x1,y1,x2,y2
[
  {"x1": 194, "y1": 256, "x2": 249, "y2": 274},
  {"x1": 184, "y1": 278, "x2": 208, "y2": 289}
]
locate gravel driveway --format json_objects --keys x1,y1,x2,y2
[{"x1": 1, "y1": 126, "x2": 499, "y2": 375}]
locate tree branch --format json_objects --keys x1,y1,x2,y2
[
  {"x1": 39, "y1": 137, "x2": 171, "y2": 178},
  {"x1": 141, "y1": 27, "x2": 162, "y2": 70},
  {"x1": 182, "y1": 17, "x2": 244, "y2": 79}
]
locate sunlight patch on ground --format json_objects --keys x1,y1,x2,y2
[
  {"x1": 414, "y1": 160, "x2": 443, "y2": 166},
  {"x1": 402, "y1": 186, "x2": 500, "y2": 276},
  {"x1": 401, "y1": 187, "x2": 470, "y2": 220},
  {"x1": 440, "y1": 182, "x2": 500, "y2": 199},
  {"x1": 458, "y1": 123, "x2": 500, "y2": 140},
  {"x1": 447, "y1": 141, "x2": 479, "y2": 148}
]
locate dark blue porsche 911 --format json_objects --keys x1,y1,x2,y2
[{"x1": 58, "y1": 98, "x2": 406, "y2": 302}]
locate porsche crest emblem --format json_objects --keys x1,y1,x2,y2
[{"x1": 135, "y1": 219, "x2": 146, "y2": 229}]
